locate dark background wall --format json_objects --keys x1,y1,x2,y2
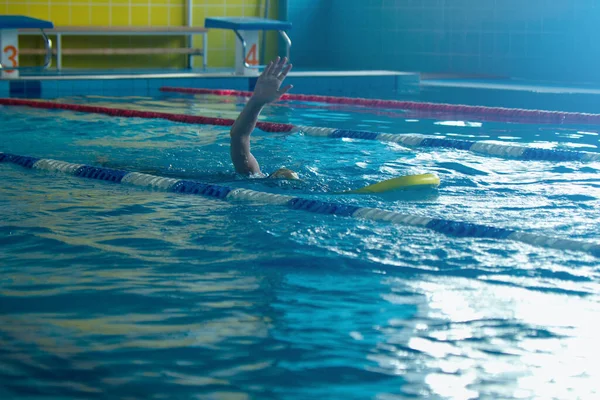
[{"x1": 281, "y1": 0, "x2": 600, "y2": 83}]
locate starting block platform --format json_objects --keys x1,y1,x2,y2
[
  {"x1": 205, "y1": 17, "x2": 292, "y2": 76},
  {"x1": 0, "y1": 15, "x2": 54, "y2": 79}
]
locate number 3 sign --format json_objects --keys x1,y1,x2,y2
[{"x1": 1, "y1": 30, "x2": 19, "y2": 78}]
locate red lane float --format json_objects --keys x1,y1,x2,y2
[
  {"x1": 160, "y1": 87, "x2": 600, "y2": 126},
  {"x1": 0, "y1": 98, "x2": 295, "y2": 133}
]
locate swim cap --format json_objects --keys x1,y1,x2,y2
[{"x1": 268, "y1": 167, "x2": 300, "y2": 180}]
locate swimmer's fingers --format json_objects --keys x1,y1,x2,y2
[
  {"x1": 262, "y1": 60, "x2": 274, "y2": 76},
  {"x1": 278, "y1": 63, "x2": 293, "y2": 81},
  {"x1": 265, "y1": 57, "x2": 280, "y2": 76},
  {"x1": 272, "y1": 56, "x2": 287, "y2": 76},
  {"x1": 279, "y1": 84, "x2": 293, "y2": 95}
]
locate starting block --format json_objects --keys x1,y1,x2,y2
[
  {"x1": 204, "y1": 17, "x2": 292, "y2": 76},
  {"x1": 0, "y1": 15, "x2": 54, "y2": 79}
]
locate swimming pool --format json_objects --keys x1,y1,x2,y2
[{"x1": 1, "y1": 93, "x2": 600, "y2": 399}]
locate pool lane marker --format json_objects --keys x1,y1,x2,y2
[
  {"x1": 160, "y1": 87, "x2": 600, "y2": 126},
  {"x1": 2, "y1": 151, "x2": 599, "y2": 258},
  {"x1": 297, "y1": 126, "x2": 600, "y2": 162},
  {"x1": 1, "y1": 98, "x2": 599, "y2": 163}
]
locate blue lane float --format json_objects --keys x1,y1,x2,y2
[
  {"x1": 2, "y1": 151, "x2": 599, "y2": 258},
  {"x1": 298, "y1": 127, "x2": 600, "y2": 162}
]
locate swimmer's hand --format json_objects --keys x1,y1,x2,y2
[{"x1": 251, "y1": 57, "x2": 293, "y2": 106}]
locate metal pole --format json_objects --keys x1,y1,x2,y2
[
  {"x1": 187, "y1": 0, "x2": 193, "y2": 69},
  {"x1": 279, "y1": 30, "x2": 291, "y2": 60},
  {"x1": 57, "y1": 33, "x2": 62, "y2": 71},
  {"x1": 203, "y1": 32, "x2": 208, "y2": 70}
]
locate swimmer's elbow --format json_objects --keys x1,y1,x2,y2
[{"x1": 230, "y1": 122, "x2": 247, "y2": 139}]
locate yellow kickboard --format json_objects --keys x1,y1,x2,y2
[{"x1": 344, "y1": 173, "x2": 440, "y2": 194}]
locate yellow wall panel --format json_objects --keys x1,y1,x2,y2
[
  {"x1": 204, "y1": 5, "x2": 226, "y2": 19},
  {"x1": 225, "y1": 6, "x2": 244, "y2": 17},
  {"x1": 169, "y1": 5, "x2": 185, "y2": 26},
  {"x1": 209, "y1": 31, "x2": 227, "y2": 49},
  {"x1": 27, "y1": 5, "x2": 51, "y2": 21},
  {"x1": 49, "y1": 5, "x2": 71, "y2": 26},
  {"x1": 6, "y1": 4, "x2": 29, "y2": 17},
  {"x1": 192, "y1": 8, "x2": 205, "y2": 25},
  {"x1": 112, "y1": 6, "x2": 132, "y2": 26},
  {"x1": 71, "y1": 5, "x2": 92, "y2": 26},
  {"x1": 90, "y1": 6, "x2": 110, "y2": 27},
  {"x1": 2, "y1": 0, "x2": 280, "y2": 69},
  {"x1": 150, "y1": 7, "x2": 170, "y2": 26},
  {"x1": 131, "y1": 10, "x2": 149, "y2": 27}
]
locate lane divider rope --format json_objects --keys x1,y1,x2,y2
[
  {"x1": 1, "y1": 151, "x2": 599, "y2": 258},
  {"x1": 2, "y1": 98, "x2": 599, "y2": 163},
  {"x1": 297, "y1": 126, "x2": 600, "y2": 162},
  {"x1": 160, "y1": 86, "x2": 600, "y2": 126},
  {"x1": 0, "y1": 98, "x2": 294, "y2": 133}
]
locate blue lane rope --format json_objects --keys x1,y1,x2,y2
[
  {"x1": 74, "y1": 165, "x2": 129, "y2": 182},
  {"x1": 2, "y1": 151, "x2": 599, "y2": 258},
  {"x1": 298, "y1": 127, "x2": 600, "y2": 162},
  {"x1": 171, "y1": 180, "x2": 233, "y2": 198}
]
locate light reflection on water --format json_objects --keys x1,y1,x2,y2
[{"x1": 402, "y1": 276, "x2": 600, "y2": 399}]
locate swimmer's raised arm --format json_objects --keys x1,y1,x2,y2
[{"x1": 230, "y1": 57, "x2": 293, "y2": 176}]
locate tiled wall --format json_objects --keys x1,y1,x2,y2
[
  {"x1": 0, "y1": 0, "x2": 277, "y2": 69},
  {"x1": 284, "y1": 0, "x2": 600, "y2": 83},
  {"x1": 280, "y1": 0, "x2": 332, "y2": 69},
  {"x1": 2, "y1": 0, "x2": 186, "y2": 26}
]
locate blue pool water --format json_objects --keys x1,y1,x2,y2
[{"x1": 1, "y1": 94, "x2": 600, "y2": 399}]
